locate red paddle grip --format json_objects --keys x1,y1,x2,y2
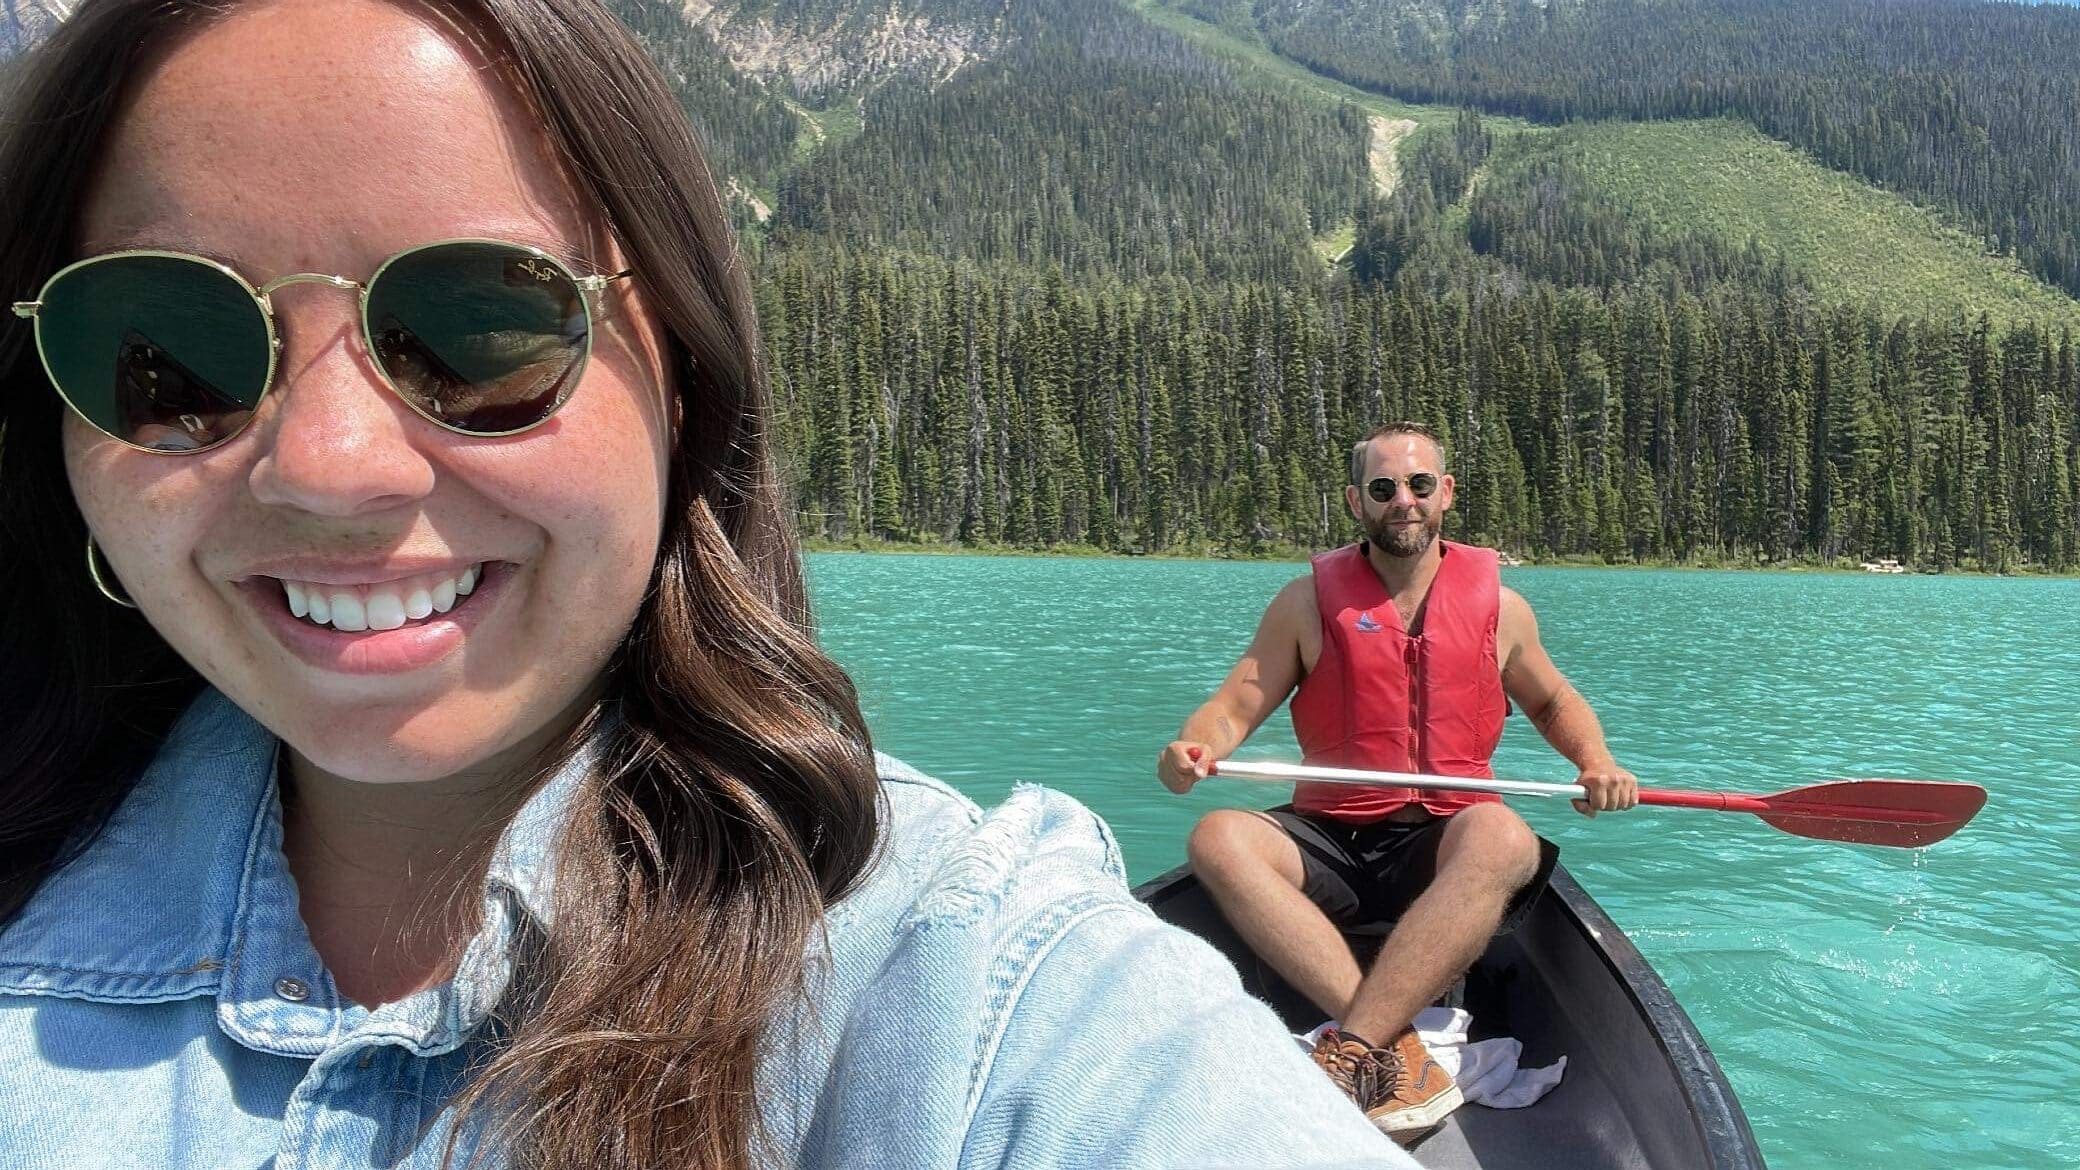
[{"x1": 1640, "y1": 788, "x2": 1769, "y2": 813}]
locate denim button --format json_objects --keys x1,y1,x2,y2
[{"x1": 273, "y1": 976, "x2": 311, "y2": 1002}]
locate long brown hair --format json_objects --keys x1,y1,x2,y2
[{"x1": 0, "y1": 3, "x2": 883, "y2": 1166}]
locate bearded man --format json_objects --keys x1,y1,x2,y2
[{"x1": 1157, "y1": 421, "x2": 1639, "y2": 1144}]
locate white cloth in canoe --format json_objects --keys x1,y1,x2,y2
[{"x1": 1298, "y1": 1008, "x2": 1567, "y2": 1110}]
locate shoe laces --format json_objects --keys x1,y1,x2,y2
[{"x1": 1311, "y1": 1030, "x2": 1405, "y2": 1107}]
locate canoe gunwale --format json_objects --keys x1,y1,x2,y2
[{"x1": 1537, "y1": 866, "x2": 1765, "y2": 1170}]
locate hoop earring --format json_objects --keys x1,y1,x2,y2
[{"x1": 86, "y1": 534, "x2": 139, "y2": 610}]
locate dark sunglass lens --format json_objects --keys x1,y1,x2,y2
[
  {"x1": 37, "y1": 255, "x2": 270, "y2": 451},
  {"x1": 366, "y1": 242, "x2": 588, "y2": 434},
  {"x1": 1408, "y1": 473, "x2": 1439, "y2": 498},
  {"x1": 1367, "y1": 477, "x2": 1395, "y2": 503}
]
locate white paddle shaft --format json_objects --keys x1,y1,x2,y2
[{"x1": 1211, "y1": 759, "x2": 1589, "y2": 801}]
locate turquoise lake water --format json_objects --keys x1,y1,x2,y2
[{"x1": 805, "y1": 552, "x2": 2079, "y2": 1170}]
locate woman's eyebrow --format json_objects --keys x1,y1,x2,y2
[
  {"x1": 76, "y1": 238, "x2": 246, "y2": 271},
  {"x1": 72, "y1": 232, "x2": 274, "y2": 282},
  {"x1": 473, "y1": 226, "x2": 606, "y2": 271},
  {"x1": 72, "y1": 230, "x2": 599, "y2": 278}
]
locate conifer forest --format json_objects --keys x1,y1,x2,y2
[{"x1": 608, "y1": 0, "x2": 2080, "y2": 571}]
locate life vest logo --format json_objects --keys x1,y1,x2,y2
[{"x1": 1355, "y1": 611, "x2": 1383, "y2": 633}]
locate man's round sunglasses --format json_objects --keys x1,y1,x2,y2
[
  {"x1": 11, "y1": 238, "x2": 632, "y2": 453},
  {"x1": 1365, "y1": 473, "x2": 1440, "y2": 502}
]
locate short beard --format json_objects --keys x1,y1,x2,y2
[{"x1": 1365, "y1": 512, "x2": 1438, "y2": 559}]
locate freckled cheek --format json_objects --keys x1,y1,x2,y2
[
  {"x1": 472, "y1": 381, "x2": 670, "y2": 599},
  {"x1": 528, "y1": 458, "x2": 664, "y2": 560},
  {"x1": 500, "y1": 476, "x2": 660, "y2": 658},
  {"x1": 62, "y1": 418, "x2": 246, "y2": 597}
]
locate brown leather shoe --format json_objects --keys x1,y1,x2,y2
[
  {"x1": 1308, "y1": 1027, "x2": 1464, "y2": 1146},
  {"x1": 1372, "y1": 1028, "x2": 1464, "y2": 1144}
]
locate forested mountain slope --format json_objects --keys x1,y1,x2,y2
[{"x1": 1244, "y1": 0, "x2": 2080, "y2": 300}]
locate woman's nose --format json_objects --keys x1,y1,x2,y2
[{"x1": 245, "y1": 292, "x2": 437, "y2": 517}]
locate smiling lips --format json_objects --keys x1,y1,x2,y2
[{"x1": 275, "y1": 564, "x2": 482, "y2": 632}]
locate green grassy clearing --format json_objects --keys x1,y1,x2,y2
[{"x1": 1522, "y1": 118, "x2": 2080, "y2": 325}]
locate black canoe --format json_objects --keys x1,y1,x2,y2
[{"x1": 1132, "y1": 859, "x2": 1767, "y2": 1169}]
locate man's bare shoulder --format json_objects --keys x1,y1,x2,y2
[
  {"x1": 1497, "y1": 586, "x2": 1541, "y2": 661},
  {"x1": 1499, "y1": 585, "x2": 1535, "y2": 622},
  {"x1": 1269, "y1": 573, "x2": 1323, "y2": 664},
  {"x1": 1272, "y1": 573, "x2": 1317, "y2": 622},
  {"x1": 1240, "y1": 574, "x2": 1313, "y2": 647}
]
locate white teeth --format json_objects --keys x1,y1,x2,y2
[
  {"x1": 276, "y1": 562, "x2": 484, "y2": 632},
  {"x1": 329, "y1": 592, "x2": 368, "y2": 632},
  {"x1": 364, "y1": 591, "x2": 407, "y2": 631}
]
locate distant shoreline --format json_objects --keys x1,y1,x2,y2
[{"x1": 801, "y1": 536, "x2": 2080, "y2": 578}]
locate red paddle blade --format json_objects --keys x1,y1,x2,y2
[{"x1": 1754, "y1": 780, "x2": 1987, "y2": 848}]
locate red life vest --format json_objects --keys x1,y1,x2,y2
[{"x1": 1289, "y1": 540, "x2": 1507, "y2": 822}]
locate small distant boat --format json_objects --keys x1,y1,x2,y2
[
  {"x1": 1134, "y1": 856, "x2": 1766, "y2": 1168},
  {"x1": 1860, "y1": 558, "x2": 1909, "y2": 574}
]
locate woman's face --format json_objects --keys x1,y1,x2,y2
[{"x1": 63, "y1": 0, "x2": 675, "y2": 782}]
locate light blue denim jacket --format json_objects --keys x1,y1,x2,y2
[{"x1": 0, "y1": 691, "x2": 1414, "y2": 1169}]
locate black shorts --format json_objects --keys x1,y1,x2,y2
[{"x1": 1264, "y1": 806, "x2": 1559, "y2": 936}]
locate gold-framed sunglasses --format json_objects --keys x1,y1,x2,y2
[
  {"x1": 11, "y1": 237, "x2": 633, "y2": 453},
  {"x1": 1365, "y1": 472, "x2": 1439, "y2": 502}
]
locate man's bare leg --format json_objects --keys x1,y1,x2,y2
[
  {"x1": 1340, "y1": 803, "x2": 1542, "y2": 1045},
  {"x1": 1186, "y1": 809, "x2": 1362, "y2": 1019}
]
